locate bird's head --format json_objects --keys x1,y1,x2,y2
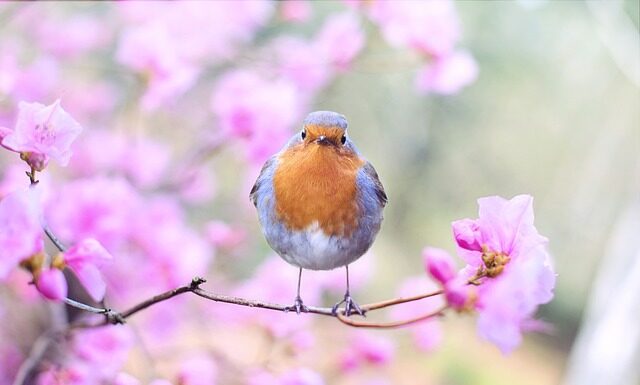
[{"x1": 300, "y1": 111, "x2": 349, "y2": 148}]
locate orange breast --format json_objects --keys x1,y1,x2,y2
[{"x1": 273, "y1": 144, "x2": 364, "y2": 237}]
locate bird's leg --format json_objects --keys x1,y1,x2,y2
[
  {"x1": 332, "y1": 265, "x2": 365, "y2": 317},
  {"x1": 285, "y1": 267, "x2": 308, "y2": 314}
]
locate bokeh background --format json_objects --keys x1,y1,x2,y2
[{"x1": 0, "y1": 1, "x2": 638, "y2": 385}]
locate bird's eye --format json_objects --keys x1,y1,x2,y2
[
  {"x1": 301, "y1": 130, "x2": 306, "y2": 140},
  {"x1": 341, "y1": 135, "x2": 347, "y2": 145}
]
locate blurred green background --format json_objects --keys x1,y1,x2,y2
[{"x1": 255, "y1": 1, "x2": 638, "y2": 384}]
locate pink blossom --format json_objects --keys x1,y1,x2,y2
[
  {"x1": 315, "y1": 12, "x2": 365, "y2": 71},
  {"x1": 205, "y1": 220, "x2": 247, "y2": 250},
  {"x1": 114, "y1": 373, "x2": 141, "y2": 385},
  {"x1": 63, "y1": 238, "x2": 114, "y2": 301},
  {"x1": 37, "y1": 365, "x2": 90, "y2": 385},
  {"x1": 121, "y1": 137, "x2": 171, "y2": 189},
  {"x1": 390, "y1": 276, "x2": 443, "y2": 352},
  {"x1": 444, "y1": 275, "x2": 475, "y2": 311},
  {"x1": 211, "y1": 70, "x2": 302, "y2": 164},
  {"x1": 72, "y1": 326, "x2": 134, "y2": 377},
  {"x1": 423, "y1": 247, "x2": 456, "y2": 284},
  {"x1": 1, "y1": 100, "x2": 83, "y2": 169},
  {"x1": 280, "y1": 0, "x2": 312, "y2": 23},
  {"x1": 280, "y1": 368, "x2": 324, "y2": 385},
  {"x1": 453, "y1": 195, "x2": 548, "y2": 267},
  {"x1": 176, "y1": 354, "x2": 218, "y2": 385},
  {"x1": 33, "y1": 15, "x2": 112, "y2": 58},
  {"x1": 338, "y1": 331, "x2": 395, "y2": 371},
  {"x1": 116, "y1": 22, "x2": 199, "y2": 111},
  {"x1": 416, "y1": 50, "x2": 478, "y2": 95},
  {"x1": 129, "y1": 197, "x2": 212, "y2": 290},
  {"x1": 271, "y1": 37, "x2": 332, "y2": 93},
  {"x1": 368, "y1": 0, "x2": 461, "y2": 57},
  {"x1": 0, "y1": 188, "x2": 42, "y2": 280},
  {"x1": 67, "y1": 130, "x2": 127, "y2": 177},
  {"x1": 36, "y1": 268, "x2": 67, "y2": 301},
  {"x1": 46, "y1": 176, "x2": 140, "y2": 249},
  {"x1": 453, "y1": 195, "x2": 556, "y2": 353}
]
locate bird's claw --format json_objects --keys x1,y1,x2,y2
[
  {"x1": 332, "y1": 293, "x2": 365, "y2": 317},
  {"x1": 284, "y1": 296, "x2": 308, "y2": 315}
]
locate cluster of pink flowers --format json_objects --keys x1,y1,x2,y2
[
  {"x1": 0, "y1": 2, "x2": 552, "y2": 385},
  {"x1": 424, "y1": 195, "x2": 556, "y2": 353},
  {"x1": 365, "y1": 0, "x2": 478, "y2": 94}
]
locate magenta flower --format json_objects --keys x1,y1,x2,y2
[
  {"x1": 0, "y1": 188, "x2": 42, "y2": 280},
  {"x1": 338, "y1": 331, "x2": 395, "y2": 371},
  {"x1": 424, "y1": 247, "x2": 475, "y2": 311},
  {"x1": 315, "y1": 12, "x2": 365, "y2": 71},
  {"x1": 63, "y1": 238, "x2": 114, "y2": 301},
  {"x1": 423, "y1": 247, "x2": 456, "y2": 285},
  {"x1": 415, "y1": 50, "x2": 478, "y2": 95},
  {"x1": 1, "y1": 100, "x2": 83, "y2": 170},
  {"x1": 368, "y1": 0, "x2": 461, "y2": 57},
  {"x1": 452, "y1": 195, "x2": 556, "y2": 353},
  {"x1": 35, "y1": 268, "x2": 67, "y2": 301},
  {"x1": 211, "y1": 70, "x2": 302, "y2": 163}
]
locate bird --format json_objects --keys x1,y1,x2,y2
[{"x1": 250, "y1": 111, "x2": 387, "y2": 316}]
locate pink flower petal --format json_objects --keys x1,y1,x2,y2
[{"x1": 36, "y1": 269, "x2": 67, "y2": 301}]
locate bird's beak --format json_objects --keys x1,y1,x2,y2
[{"x1": 316, "y1": 135, "x2": 329, "y2": 145}]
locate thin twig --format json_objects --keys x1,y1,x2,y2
[
  {"x1": 43, "y1": 225, "x2": 66, "y2": 253},
  {"x1": 361, "y1": 289, "x2": 445, "y2": 312},
  {"x1": 336, "y1": 305, "x2": 447, "y2": 328}
]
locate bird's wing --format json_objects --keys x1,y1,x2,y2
[
  {"x1": 249, "y1": 155, "x2": 276, "y2": 207},
  {"x1": 361, "y1": 161, "x2": 388, "y2": 207}
]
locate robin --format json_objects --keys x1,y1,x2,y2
[{"x1": 250, "y1": 111, "x2": 387, "y2": 316}]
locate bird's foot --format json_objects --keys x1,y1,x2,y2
[
  {"x1": 284, "y1": 296, "x2": 308, "y2": 315},
  {"x1": 332, "y1": 293, "x2": 366, "y2": 317}
]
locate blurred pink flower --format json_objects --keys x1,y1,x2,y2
[
  {"x1": 121, "y1": 137, "x2": 171, "y2": 189},
  {"x1": 423, "y1": 247, "x2": 475, "y2": 310},
  {"x1": 116, "y1": 22, "x2": 199, "y2": 111},
  {"x1": 0, "y1": 163, "x2": 31, "y2": 199},
  {"x1": 114, "y1": 373, "x2": 141, "y2": 385},
  {"x1": 390, "y1": 276, "x2": 444, "y2": 352},
  {"x1": 272, "y1": 37, "x2": 331, "y2": 93},
  {"x1": 68, "y1": 130, "x2": 127, "y2": 177},
  {"x1": 280, "y1": 368, "x2": 324, "y2": 385},
  {"x1": 34, "y1": 15, "x2": 112, "y2": 58},
  {"x1": 130, "y1": 197, "x2": 212, "y2": 289},
  {"x1": 36, "y1": 268, "x2": 67, "y2": 301},
  {"x1": 1, "y1": 100, "x2": 83, "y2": 169},
  {"x1": 338, "y1": 331, "x2": 395, "y2": 371},
  {"x1": 211, "y1": 70, "x2": 301, "y2": 164},
  {"x1": 46, "y1": 176, "x2": 140, "y2": 249},
  {"x1": 72, "y1": 326, "x2": 134, "y2": 377},
  {"x1": 0, "y1": 344, "x2": 22, "y2": 385},
  {"x1": 368, "y1": 0, "x2": 461, "y2": 57},
  {"x1": 177, "y1": 354, "x2": 218, "y2": 385},
  {"x1": 205, "y1": 220, "x2": 247, "y2": 250},
  {"x1": 416, "y1": 50, "x2": 478, "y2": 95},
  {"x1": 37, "y1": 365, "x2": 90, "y2": 385},
  {"x1": 280, "y1": 0, "x2": 312, "y2": 23},
  {"x1": 315, "y1": 12, "x2": 365, "y2": 71},
  {"x1": 0, "y1": 188, "x2": 42, "y2": 280},
  {"x1": 63, "y1": 238, "x2": 114, "y2": 301},
  {"x1": 453, "y1": 195, "x2": 555, "y2": 353},
  {"x1": 423, "y1": 247, "x2": 456, "y2": 285}
]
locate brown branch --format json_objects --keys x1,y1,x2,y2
[
  {"x1": 68, "y1": 277, "x2": 448, "y2": 329},
  {"x1": 336, "y1": 305, "x2": 448, "y2": 328}
]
